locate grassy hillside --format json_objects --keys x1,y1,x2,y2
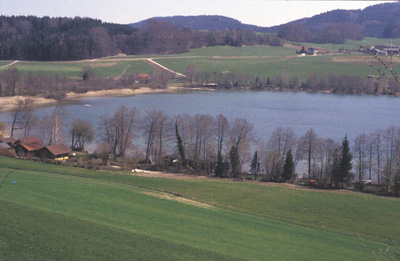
[
  {"x1": 0, "y1": 157, "x2": 399, "y2": 260},
  {"x1": 0, "y1": 60, "x2": 153, "y2": 78},
  {"x1": 1, "y1": 39, "x2": 395, "y2": 81}
]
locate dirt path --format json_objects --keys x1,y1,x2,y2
[
  {"x1": 144, "y1": 58, "x2": 187, "y2": 78},
  {"x1": 130, "y1": 169, "x2": 356, "y2": 194},
  {"x1": 0, "y1": 60, "x2": 19, "y2": 69}
]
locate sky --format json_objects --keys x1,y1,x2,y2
[{"x1": 1, "y1": 0, "x2": 390, "y2": 27}]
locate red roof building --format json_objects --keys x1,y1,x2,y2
[{"x1": 39, "y1": 144, "x2": 71, "y2": 160}]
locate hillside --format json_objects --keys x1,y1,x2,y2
[
  {"x1": 273, "y1": 2, "x2": 400, "y2": 38},
  {"x1": 0, "y1": 156, "x2": 399, "y2": 260},
  {"x1": 129, "y1": 15, "x2": 270, "y2": 32},
  {"x1": 132, "y1": 3, "x2": 400, "y2": 39}
]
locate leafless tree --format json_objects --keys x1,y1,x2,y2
[
  {"x1": 98, "y1": 105, "x2": 140, "y2": 158},
  {"x1": 215, "y1": 114, "x2": 230, "y2": 159},
  {"x1": 298, "y1": 128, "x2": 319, "y2": 179},
  {"x1": 354, "y1": 133, "x2": 368, "y2": 182},
  {"x1": 70, "y1": 118, "x2": 95, "y2": 151},
  {"x1": 1, "y1": 67, "x2": 21, "y2": 96}
]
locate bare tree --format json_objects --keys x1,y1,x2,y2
[
  {"x1": 354, "y1": 133, "x2": 367, "y2": 182},
  {"x1": 98, "y1": 105, "x2": 140, "y2": 158},
  {"x1": 142, "y1": 110, "x2": 159, "y2": 162},
  {"x1": 40, "y1": 105, "x2": 68, "y2": 145},
  {"x1": 1, "y1": 67, "x2": 21, "y2": 96},
  {"x1": 70, "y1": 118, "x2": 95, "y2": 151},
  {"x1": 298, "y1": 128, "x2": 319, "y2": 179}
]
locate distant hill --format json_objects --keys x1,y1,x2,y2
[
  {"x1": 271, "y1": 2, "x2": 400, "y2": 38},
  {"x1": 129, "y1": 15, "x2": 270, "y2": 32},
  {"x1": 130, "y1": 3, "x2": 400, "y2": 38}
]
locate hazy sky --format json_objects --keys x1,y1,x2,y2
[{"x1": 1, "y1": 0, "x2": 389, "y2": 27}]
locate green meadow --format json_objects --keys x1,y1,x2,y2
[
  {"x1": 1, "y1": 38, "x2": 396, "y2": 81},
  {"x1": 0, "y1": 157, "x2": 399, "y2": 260}
]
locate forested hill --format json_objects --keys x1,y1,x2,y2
[
  {"x1": 271, "y1": 2, "x2": 400, "y2": 38},
  {"x1": 0, "y1": 16, "x2": 281, "y2": 61},
  {"x1": 129, "y1": 15, "x2": 270, "y2": 32},
  {"x1": 0, "y1": 16, "x2": 138, "y2": 60},
  {"x1": 134, "y1": 3, "x2": 400, "y2": 39}
]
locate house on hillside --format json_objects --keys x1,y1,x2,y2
[
  {"x1": 368, "y1": 45, "x2": 400, "y2": 56},
  {"x1": 38, "y1": 144, "x2": 71, "y2": 161},
  {"x1": 14, "y1": 137, "x2": 44, "y2": 158},
  {"x1": 138, "y1": 74, "x2": 149, "y2": 84},
  {"x1": 307, "y1": 48, "x2": 318, "y2": 55}
]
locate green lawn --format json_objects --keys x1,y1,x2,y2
[
  {"x1": 0, "y1": 157, "x2": 399, "y2": 260},
  {"x1": 154, "y1": 55, "x2": 374, "y2": 81}
]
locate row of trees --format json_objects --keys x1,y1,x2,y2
[
  {"x1": 0, "y1": 66, "x2": 172, "y2": 98},
  {"x1": 5, "y1": 102, "x2": 400, "y2": 192},
  {"x1": 1, "y1": 64, "x2": 391, "y2": 101},
  {"x1": 184, "y1": 65, "x2": 395, "y2": 95}
]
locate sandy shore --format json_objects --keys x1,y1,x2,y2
[{"x1": 0, "y1": 87, "x2": 209, "y2": 111}]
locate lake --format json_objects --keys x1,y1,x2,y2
[{"x1": 1, "y1": 90, "x2": 400, "y2": 142}]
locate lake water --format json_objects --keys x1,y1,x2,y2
[{"x1": 1, "y1": 90, "x2": 400, "y2": 142}]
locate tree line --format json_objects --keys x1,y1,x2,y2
[
  {"x1": 0, "y1": 66, "x2": 173, "y2": 99},
  {"x1": 184, "y1": 65, "x2": 398, "y2": 95},
  {"x1": 277, "y1": 23, "x2": 365, "y2": 44},
  {"x1": 2, "y1": 64, "x2": 394, "y2": 101},
  {"x1": 2, "y1": 102, "x2": 399, "y2": 195},
  {"x1": 0, "y1": 16, "x2": 281, "y2": 61}
]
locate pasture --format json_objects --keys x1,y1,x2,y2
[
  {"x1": 0, "y1": 157, "x2": 399, "y2": 260},
  {"x1": 0, "y1": 38, "x2": 395, "y2": 82}
]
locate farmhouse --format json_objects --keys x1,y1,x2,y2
[
  {"x1": 307, "y1": 48, "x2": 318, "y2": 55},
  {"x1": 138, "y1": 74, "x2": 149, "y2": 84},
  {"x1": 368, "y1": 45, "x2": 400, "y2": 56},
  {"x1": 14, "y1": 137, "x2": 44, "y2": 158},
  {"x1": 38, "y1": 144, "x2": 71, "y2": 161}
]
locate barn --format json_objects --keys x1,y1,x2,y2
[{"x1": 38, "y1": 144, "x2": 71, "y2": 161}]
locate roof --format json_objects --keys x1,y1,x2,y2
[
  {"x1": 0, "y1": 137, "x2": 16, "y2": 144},
  {"x1": 19, "y1": 142, "x2": 44, "y2": 151},
  {"x1": 16, "y1": 136, "x2": 43, "y2": 145},
  {"x1": 44, "y1": 144, "x2": 71, "y2": 156}
]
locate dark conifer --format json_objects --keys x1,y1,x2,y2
[
  {"x1": 332, "y1": 135, "x2": 353, "y2": 188},
  {"x1": 282, "y1": 150, "x2": 295, "y2": 182}
]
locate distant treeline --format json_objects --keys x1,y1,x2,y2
[
  {"x1": 0, "y1": 66, "x2": 172, "y2": 99},
  {"x1": 0, "y1": 65, "x2": 397, "y2": 101},
  {"x1": 0, "y1": 16, "x2": 281, "y2": 61},
  {"x1": 184, "y1": 65, "x2": 399, "y2": 95},
  {"x1": 277, "y1": 23, "x2": 364, "y2": 44}
]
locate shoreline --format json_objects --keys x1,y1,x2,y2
[
  {"x1": 0, "y1": 86, "x2": 395, "y2": 112},
  {"x1": 0, "y1": 86, "x2": 210, "y2": 111}
]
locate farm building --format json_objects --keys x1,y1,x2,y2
[
  {"x1": 14, "y1": 137, "x2": 44, "y2": 158},
  {"x1": 38, "y1": 144, "x2": 71, "y2": 161}
]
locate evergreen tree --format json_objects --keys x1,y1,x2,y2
[
  {"x1": 215, "y1": 151, "x2": 224, "y2": 177},
  {"x1": 229, "y1": 145, "x2": 241, "y2": 178},
  {"x1": 250, "y1": 150, "x2": 261, "y2": 180},
  {"x1": 175, "y1": 121, "x2": 185, "y2": 167},
  {"x1": 282, "y1": 150, "x2": 295, "y2": 182},
  {"x1": 332, "y1": 135, "x2": 353, "y2": 188}
]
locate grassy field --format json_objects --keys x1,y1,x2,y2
[
  {"x1": 0, "y1": 60, "x2": 153, "y2": 78},
  {"x1": 289, "y1": 37, "x2": 400, "y2": 51},
  {"x1": 1, "y1": 37, "x2": 396, "y2": 81},
  {"x1": 153, "y1": 55, "x2": 375, "y2": 81},
  {"x1": 0, "y1": 157, "x2": 399, "y2": 260}
]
